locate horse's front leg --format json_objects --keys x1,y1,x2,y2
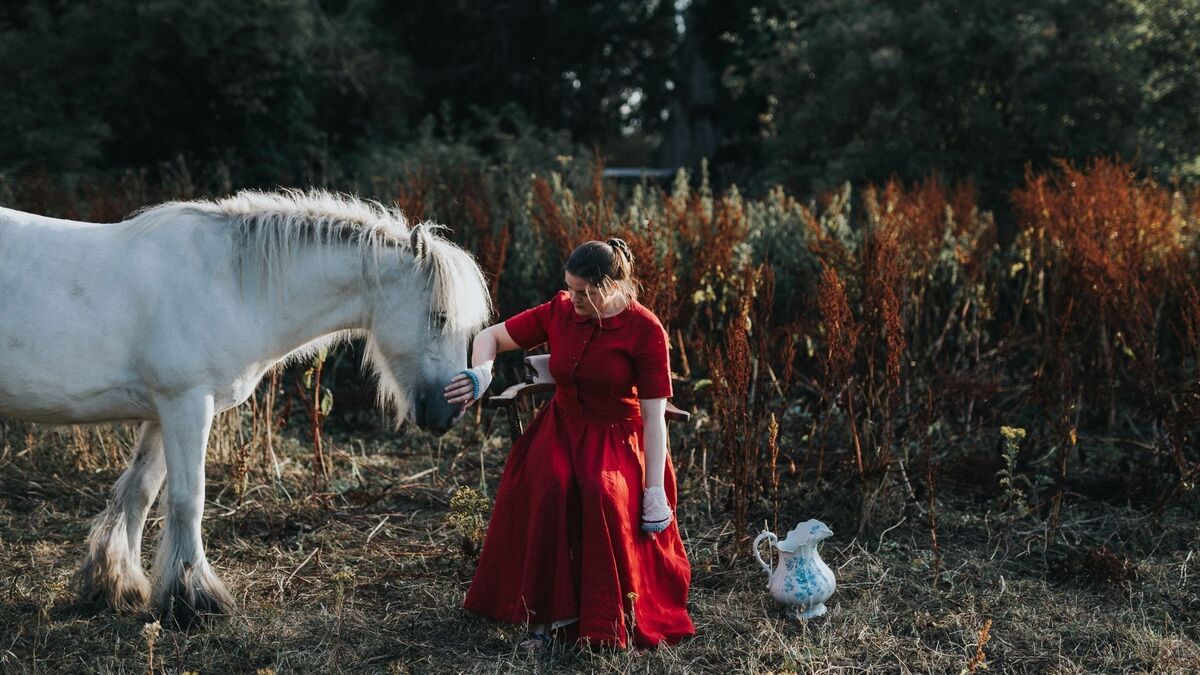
[
  {"x1": 150, "y1": 392, "x2": 235, "y2": 626},
  {"x1": 76, "y1": 422, "x2": 167, "y2": 611}
]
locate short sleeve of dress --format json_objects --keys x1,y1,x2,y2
[
  {"x1": 634, "y1": 322, "x2": 673, "y2": 400},
  {"x1": 503, "y1": 296, "x2": 556, "y2": 350}
]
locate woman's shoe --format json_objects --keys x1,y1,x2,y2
[{"x1": 518, "y1": 633, "x2": 553, "y2": 652}]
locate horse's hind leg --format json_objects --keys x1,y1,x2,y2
[
  {"x1": 151, "y1": 393, "x2": 235, "y2": 626},
  {"x1": 75, "y1": 422, "x2": 166, "y2": 611}
]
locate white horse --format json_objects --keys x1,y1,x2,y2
[{"x1": 0, "y1": 190, "x2": 490, "y2": 625}]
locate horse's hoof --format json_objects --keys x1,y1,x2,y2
[
  {"x1": 158, "y1": 586, "x2": 237, "y2": 629},
  {"x1": 76, "y1": 583, "x2": 149, "y2": 613},
  {"x1": 74, "y1": 553, "x2": 151, "y2": 613},
  {"x1": 159, "y1": 593, "x2": 233, "y2": 629},
  {"x1": 154, "y1": 563, "x2": 236, "y2": 629}
]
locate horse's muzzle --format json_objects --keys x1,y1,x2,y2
[{"x1": 413, "y1": 389, "x2": 460, "y2": 436}]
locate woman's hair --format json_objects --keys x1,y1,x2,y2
[{"x1": 565, "y1": 239, "x2": 639, "y2": 302}]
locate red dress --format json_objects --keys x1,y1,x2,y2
[{"x1": 464, "y1": 291, "x2": 694, "y2": 648}]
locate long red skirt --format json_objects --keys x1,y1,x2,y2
[{"x1": 464, "y1": 400, "x2": 694, "y2": 648}]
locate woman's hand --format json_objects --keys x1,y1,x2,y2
[
  {"x1": 641, "y1": 486, "x2": 673, "y2": 533},
  {"x1": 444, "y1": 324, "x2": 516, "y2": 410},
  {"x1": 444, "y1": 365, "x2": 493, "y2": 408}
]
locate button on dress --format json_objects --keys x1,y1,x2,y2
[{"x1": 463, "y1": 291, "x2": 694, "y2": 648}]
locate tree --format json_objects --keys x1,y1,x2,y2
[
  {"x1": 366, "y1": 1, "x2": 679, "y2": 151},
  {"x1": 0, "y1": 0, "x2": 422, "y2": 182},
  {"x1": 728, "y1": 0, "x2": 1200, "y2": 198}
]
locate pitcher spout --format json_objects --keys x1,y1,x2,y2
[{"x1": 776, "y1": 519, "x2": 833, "y2": 552}]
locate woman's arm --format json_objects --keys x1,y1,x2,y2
[
  {"x1": 444, "y1": 323, "x2": 522, "y2": 407},
  {"x1": 639, "y1": 397, "x2": 674, "y2": 533},
  {"x1": 640, "y1": 398, "x2": 668, "y2": 488}
]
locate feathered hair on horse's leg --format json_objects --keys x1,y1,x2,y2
[
  {"x1": 75, "y1": 422, "x2": 167, "y2": 612},
  {"x1": 150, "y1": 484, "x2": 236, "y2": 628},
  {"x1": 76, "y1": 509, "x2": 150, "y2": 612},
  {"x1": 152, "y1": 558, "x2": 236, "y2": 628}
]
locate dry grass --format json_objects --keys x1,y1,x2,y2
[{"x1": 1, "y1": 415, "x2": 1197, "y2": 674}]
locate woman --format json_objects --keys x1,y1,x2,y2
[{"x1": 444, "y1": 239, "x2": 694, "y2": 649}]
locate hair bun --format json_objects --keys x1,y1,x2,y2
[{"x1": 607, "y1": 237, "x2": 633, "y2": 264}]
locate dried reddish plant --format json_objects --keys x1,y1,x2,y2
[
  {"x1": 456, "y1": 170, "x2": 511, "y2": 304},
  {"x1": 6, "y1": 169, "x2": 73, "y2": 218},
  {"x1": 927, "y1": 454, "x2": 941, "y2": 586},
  {"x1": 966, "y1": 618, "x2": 993, "y2": 673},
  {"x1": 623, "y1": 222, "x2": 678, "y2": 327},
  {"x1": 530, "y1": 176, "x2": 571, "y2": 256},
  {"x1": 671, "y1": 188, "x2": 751, "y2": 344},
  {"x1": 803, "y1": 176, "x2": 998, "y2": 504},
  {"x1": 391, "y1": 169, "x2": 432, "y2": 224},
  {"x1": 1154, "y1": 280, "x2": 1200, "y2": 511},
  {"x1": 862, "y1": 228, "x2": 906, "y2": 391},
  {"x1": 390, "y1": 167, "x2": 512, "y2": 307},
  {"x1": 866, "y1": 177, "x2": 994, "y2": 359},
  {"x1": 78, "y1": 173, "x2": 156, "y2": 223},
  {"x1": 1013, "y1": 159, "x2": 1180, "y2": 361},
  {"x1": 701, "y1": 262, "x2": 788, "y2": 535},
  {"x1": 873, "y1": 178, "x2": 944, "y2": 271},
  {"x1": 1014, "y1": 158, "x2": 1198, "y2": 515},
  {"x1": 814, "y1": 264, "x2": 862, "y2": 476},
  {"x1": 706, "y1": 289, "x2": 754, "y2": 527},
  {"x1": 767, "y1": 413, "x2": 781, "y2": 534},
  {"x1": 861, "y1": 227, "x2": 906, "y2": 473},
  {"x1": 816, "y1": 265, "x2": 858, "y2": 388}
]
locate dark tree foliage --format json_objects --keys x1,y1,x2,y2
[
  {"x1": 727, "y1": 0, "x2": 1200, "y2": 197},
  {"x1": 0, "y1": 0, "x2": 420, "y2": 181},
  {"x1": 366, "y1": 1, "x2": 678, "y2": 147},
  {"x1": 2, "y1": 0, "x2": 1199, "y2": 192},
  {"x1": 674, "y1": 0, "x2": 759, "y2": 172}
]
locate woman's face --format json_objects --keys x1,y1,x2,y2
[{"x1": 565, "y1": 271, "x2": 612, "y2": 317}]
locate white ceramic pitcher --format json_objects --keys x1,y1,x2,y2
[{"x1": 753, "y1": 519, "x2": 836, "y2": 619}]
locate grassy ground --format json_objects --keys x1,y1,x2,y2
[{"x1": 1, "y1": 412, "x2": 1198, "y2": 674}]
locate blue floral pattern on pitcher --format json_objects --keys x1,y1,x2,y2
[{"x1": 782, "y1": 556, "x2": 813, "y2": 599}]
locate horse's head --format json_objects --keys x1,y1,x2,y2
[{"x1": 367, "y1": 225, "x2": 491, "y2": 435}]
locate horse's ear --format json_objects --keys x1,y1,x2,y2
[{"x1": 410, "y1": 225, "x2": 427, "y2": 261}]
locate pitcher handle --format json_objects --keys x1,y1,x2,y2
[{"x1": 752, "y1": 531, "x2": 777, "y2": 576}]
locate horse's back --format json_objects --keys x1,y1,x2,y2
[
  {"x1": 0, "y1": 204, "x2": 227, "y2": 291},
  {"x1": 0, "y1": 205, "x2": 237, "y2": 423}
]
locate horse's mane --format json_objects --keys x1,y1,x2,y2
[{"x1": 137, "y1": 189, "x2": 492, "y2": 336}]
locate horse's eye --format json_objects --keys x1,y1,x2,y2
[{"x1": 433, "y1": 312, "x2": 449, "y2": 330}]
